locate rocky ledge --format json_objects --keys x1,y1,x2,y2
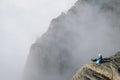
[{"x1": 72, "y1": 52, "x2": 120, "y2": 80}]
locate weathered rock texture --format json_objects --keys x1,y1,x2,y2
[{"x1": 73, "y1": 52, "x2": 120, "y2": 80}]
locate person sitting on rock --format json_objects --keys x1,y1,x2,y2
[
  {"x1": 91, "y1": 54, "x2": 103, "y2": 64},
  {"x1": 91, "y1": 54, "x2": 111, "y2": 64},
  {"x1": 96, "y1": 54, "x2": 103, "y2": 64}
]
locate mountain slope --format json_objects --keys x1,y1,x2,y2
[{"x1": 23, "y1": 0, "x2": 120, "y2": 80}]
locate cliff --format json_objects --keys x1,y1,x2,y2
[
  {"x1": 23, "y1": 0, "x2": 120, "y2": 80},
  {"x1": 73, "y1": 52, "x2": 120, "y2": 80}
]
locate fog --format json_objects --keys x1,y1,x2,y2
[
  {"x1": 24, "y1": 0, "x2": 120, "y2": 80},
  {"x1": 0, "y1": 0, "x2": 76, "y2": 80}
]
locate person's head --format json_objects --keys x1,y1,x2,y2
[{"x1": 98, "y1": 54, "x2": 102, "y2": 59}]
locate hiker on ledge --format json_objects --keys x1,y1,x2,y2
[
  {"x1": 91, "y1": 54, "x2": 111, "y2": 64},
  {"x1": 91, "y1": 54, "x2": 103, "y2": 64},
  {"x1": 96, "y1": 54, "x2": 103, "y2": 64}
]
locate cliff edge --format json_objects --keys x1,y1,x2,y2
[{"x1": 73, "y1": 52, "x2": 120, "y2": 80}]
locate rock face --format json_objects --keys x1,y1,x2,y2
[
  {"x1": 73, "y1": 52, "x2": 120, "y2": 80},
  {"x1": 23, "y1": 0, "x2": 120, "y2": 80}
]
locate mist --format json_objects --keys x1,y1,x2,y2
[
  {"x1": 24, "y1": 0, "x2": 120, "y2": 80},
  {"x1": 0, "y1": 0, "x2": 76, "y2": 80}
]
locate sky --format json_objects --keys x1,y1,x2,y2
[{"x1": 0, "y1": 0, "x2": 77, "y2": 80}]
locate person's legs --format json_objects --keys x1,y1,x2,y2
[{"x1": 96, "y1": 59, "x2": 101, "y2": 64}]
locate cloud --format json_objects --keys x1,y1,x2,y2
[
  {"x1": 24, "y1": 0, "x2": 120, "y2": 80},
  {"x1": 0, "y1": 0, "x2": 77, "y2": 80}
]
